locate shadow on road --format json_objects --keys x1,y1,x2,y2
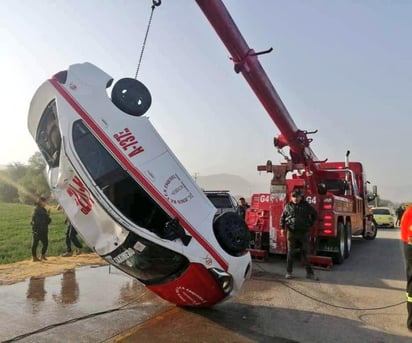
[
  {"x1": 253, "y1": 228, "x2": 406, "y2": 291},
  {"x1": 186, "y1": 302, "x2": 410, "y2": 343}
]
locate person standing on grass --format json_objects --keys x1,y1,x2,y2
[
  {"x1": 31, "y1": 196, "x2": 51, "y2": 262},
  {"x1": 62, "y1": 217, "x2": 83, "y2": 257}
]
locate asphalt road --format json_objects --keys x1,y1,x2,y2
[
  {"x1": 110, "y1": 227, "x2": 411, "y2": 343},
  {"x1": 1, "y1": 228, "x2": 411, "y2": 343}
]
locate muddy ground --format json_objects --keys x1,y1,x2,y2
[{"x1": 0, "y1": 253, "x2": 107, "y2": 285}]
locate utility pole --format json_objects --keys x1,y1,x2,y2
[{"x1": 193, "y1": 172, "x2": 199, "y2": 184}]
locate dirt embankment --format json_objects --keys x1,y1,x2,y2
[{"x1": 0, "y1": 253, "x2": 107, "y2": 285}]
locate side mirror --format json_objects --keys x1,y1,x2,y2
[
  {"x1": 367, "y1": 194, "x2": 376, "y2": 202},
  {"x1": 343, "y1": 180, "x2": 350, "y2": 190}
]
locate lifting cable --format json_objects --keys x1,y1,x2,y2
[
  {"x1": 252, "y1": 264, "x2": 406, "y2": 311},
  {"x1": 134, "y1": 0, "x2": 161, "y2": 80}
]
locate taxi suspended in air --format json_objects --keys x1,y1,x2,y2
[{"x1": 27, "y1": 62, "x2": 251, "y2": 307}]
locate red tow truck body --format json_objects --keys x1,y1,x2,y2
[
  {"x1": 195, "y1": 0, "x2": 377, "y2": 267},
  {"x1": 246, "y1": 160, "x2": 376, "y2": 266}
]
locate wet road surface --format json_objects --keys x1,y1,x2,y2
[
  {"x1": 1, "y1": 229, "x2": 412, "y2": 342},
  {"x1": 0, "y1": 265, "x2": 171, "y2": 342}
]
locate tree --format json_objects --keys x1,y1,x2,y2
[
  {"x1": 0, "y1": 171, "x2": 18, "y2": 202},
  {"x1": 28, "y1": 152, "x2": 46, "y2": 173},
  {"x1": 19, "y1": 153, "x2": 50, "y2": 204},
  {"x1": 6, "y1": 162, "x2": 27, "y2": 181},
  {"x1": 0, "y1": 152, "x2": 50, "y2": 204}
]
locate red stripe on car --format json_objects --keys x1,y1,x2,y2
[{"x1": 49, "y1": 77, "x2": 228, "y2": 271}]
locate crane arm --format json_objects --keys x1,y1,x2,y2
[{"x1": 195, "y1": 0, "x2": 319, "y2": 165}]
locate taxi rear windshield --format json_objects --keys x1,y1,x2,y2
[{"x1": 105, "y1": 231, "x2": 189, "y2": 285}]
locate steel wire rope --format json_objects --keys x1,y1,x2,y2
[
  {"x1": 252, "y1": 263, "x2": 406, "y2": 311},
  {"x1": 2, "y1": 292, "x2": 153, "y2": 342},
  {"x1": 134, "y1": 0, "x2": 161, "y2": 80}
]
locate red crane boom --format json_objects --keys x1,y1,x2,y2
[{"x1": 195, "y1": 0, "x2": 319, "y2": 165}]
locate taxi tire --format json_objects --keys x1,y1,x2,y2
[
  {"x1": 213, "y1": 212, "x2": 250, "y2": 255},
  {"x1": 111, "y1": 78, "x2": 152, "y2": 116}
]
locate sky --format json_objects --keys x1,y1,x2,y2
[{"x1": 1, "y1": 0, "x2": 411, "y2": 202}]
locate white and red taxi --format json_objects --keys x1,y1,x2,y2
[{"x1": 27, "y1": 62, "x2": 251, "y2": 307}]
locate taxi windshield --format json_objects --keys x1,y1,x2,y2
[
  {"x1": 72, "y1": 120, "x2": 190, "y2": 283},
  {"x1": 72, "y1": 120, "x2": 171, "y2": 236}
]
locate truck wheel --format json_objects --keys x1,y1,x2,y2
[
  {"x1": 213, "y1": 212, "x2": 250, "y2": 255},
  {"x1": 333, "y1": 222, "x2": 345, "y2": 264},
  {"x1": 363, "y1": 223, "x2": 378, "y2": 240},
  {"x1": 111, "y1": 78, "x2": 152, "y2": 116},
  {"x1": 344, "y1": 222, "x2": 351, "y2": 259}
]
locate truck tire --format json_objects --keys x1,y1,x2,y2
[
  {"x1": 213, "y1": 212, "x2": 250, "y2": 255},
  {"x1": 363, "y1": 223, "x2": 378, "y2": 240},
  {"x1": 333, "y1": 222, "x2": 345, "y2": 264},
  {"x1": 344, "y1": 222, "x2": 352, "y2": 259}
]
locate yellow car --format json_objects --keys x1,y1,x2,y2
[{"x1": 372, "y1": 207, "x2": 395, "y2": 228}]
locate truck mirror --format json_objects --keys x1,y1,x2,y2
[
  {"x1": 343, "y1": 180, "x2": 350, "y2": 190},
  {"x1": 367, "y1": 194, "x2": 376, "y2": 202}
]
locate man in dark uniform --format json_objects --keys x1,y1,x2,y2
[
  {"x1": 280, "y1": 189, "x2": 318, "y2": 280},
  {"x1": 396, "y1": 205, "x2": 405, "y2": 227},
  {"x1": 237, "y1": 197, "x2": 250, "y2": 220},
  {"x1": 62, "y1": 217, "x2": 83, "y2": 257},
  {"x1": 31, "y1": 196, "x2": 51, "y2": 262}
]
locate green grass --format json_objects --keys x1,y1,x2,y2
[{"x1": 0, "y1": 202, "x2": 89, "y2": 264}]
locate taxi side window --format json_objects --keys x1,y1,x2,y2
[{"x1": 36, "y1": 100, "x2": 61, "y2": 168}]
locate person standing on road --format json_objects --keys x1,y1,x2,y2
[
  {"x1": 280, "y1": 189, "x2": 318, "y2": 280},
  {"x1": 62, "y1": 217, "x2": 83, "y2": 257},
  {"x1": 237, "y1": 197, "x2": 250, "y2": 220},
  {"x1": 400, "y1": 205, "x2": 412, "y2": 332},
  {"x1": 396, "y1": 205, "x2": 405, "y2": 227},
  {"x1": 31, "y1": 196, "x2": 51, "y2": 262}
]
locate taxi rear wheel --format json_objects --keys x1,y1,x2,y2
[{"x1": 213, "y1": 212, "x2": 250, "y2": 256}]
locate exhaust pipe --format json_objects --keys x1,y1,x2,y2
[{"x1": 345, "y1": 150, "x2": 350, "y2": 195}]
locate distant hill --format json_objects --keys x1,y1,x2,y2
[{"x1": 195, "y1": 173, "x2": 270, "y2": 200}]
